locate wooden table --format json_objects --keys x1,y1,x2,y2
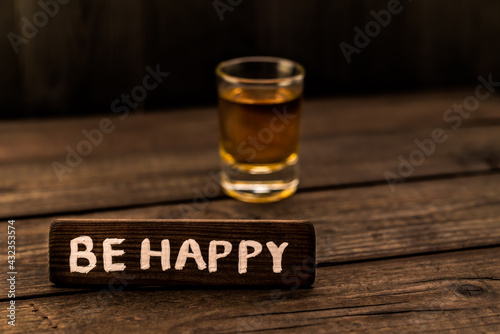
[{"x1": 1, "y1": 91, "x2": 500, "y2": 333}]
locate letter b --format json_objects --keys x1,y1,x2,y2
[{"x1": 70, "y1": 236, "x2": 97, "y2": 274}]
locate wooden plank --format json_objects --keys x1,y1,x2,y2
[
  {"x1": 48, "y1": 219, "x2": 315, "y2": 287},
  {"x1": 2, "y1": 91, "x2": 499, "y2": 162},
  {"x1": 1, "y1": 92, "x2": 500, "y2": 218},
  {"x1": 1, "y1": 173, "x2": 500, "y2": 299},
  {"x1": 2, "y1": 247, "x2": 499, "y2": 333}
]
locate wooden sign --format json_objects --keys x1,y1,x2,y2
[{"x1": 49, "y1": 219, "x2": 316, "y2": 287}]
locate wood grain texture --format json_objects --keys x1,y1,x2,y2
[
  {"x1": 2, "y1": 247, "x2": 499, "y2": 333},
  {"x1": 2, "y1": 173, "x2": 500, "y2": 299},
  {"x1": 1, "y1": 92, "x2": 499, "y2": 332},
  {"x1": 1, "y1": 92, "x2": 499, "y2": 218},
  {"x1": 48, "y1": 219, "x2": 315, "y2": 287}
]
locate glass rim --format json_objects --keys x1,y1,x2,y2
[{"x1": 215, "y1": 56, "x2": 305, "y2": 85}]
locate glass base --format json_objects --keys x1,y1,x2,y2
[{"x1": 220, "y1": 157, "x2": 299, "y2": 203}]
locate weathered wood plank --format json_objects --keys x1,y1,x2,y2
[
  {"x1": 1, "y1": 173, "x2": 499, "y2": 299},
  {"x1": 2, "y1": 91, "x2": 499, "y2": 162},
  {"x1": 48, "y1": 219, "x2": 315, "y2": 287},
  {"x1": 1, "y1": 92, "x2": 499, "y2": 218},
  {"x1": 2, "y1": 247, "x2": 499, "y2": 333}
]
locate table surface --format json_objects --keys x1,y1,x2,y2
[{"x1": 1, "y1": 90, "x2": 500, "y2": 333}]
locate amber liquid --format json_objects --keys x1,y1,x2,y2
[{"x1": 218, "y1": 86, "x2": 302, "y2": 169}]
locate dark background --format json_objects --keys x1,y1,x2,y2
[{"x1": 1, "y1": 0, "x2": 499, "y2": 118}]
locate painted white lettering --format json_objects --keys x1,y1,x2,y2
[
  {"x1": 208, "y1": 240, "x2": 232, "y2": 273},
  {"x1": 238, "y1": 240, "x2": 262, "y2": 274},
  {"x1": 175, "y1": 239, "x2": 207, "y2": 270},
  {"x1": 266, "y1": 242, "x2": 288, "y2": 273},
  {"x1": 103, "y1": 238, "x2": 126, "y2": 272},
  {"x1": 140, "y1": 238, "x2": 170, "y2": 270},
  {"x1": 69, "y1": 236, "x2": 97, "y2": 274}
]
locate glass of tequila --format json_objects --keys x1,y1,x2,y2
[{"x1": 216, "y1": 56, "x2": 305, "y2": 203}]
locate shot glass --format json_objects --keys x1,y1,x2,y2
[{"x1": 216, "y1": 56, "x2": 305, "y2": 203}]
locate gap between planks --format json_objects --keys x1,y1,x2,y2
[{"x1": 3, "y1": 168, "x2": 499, "y2": 222}]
